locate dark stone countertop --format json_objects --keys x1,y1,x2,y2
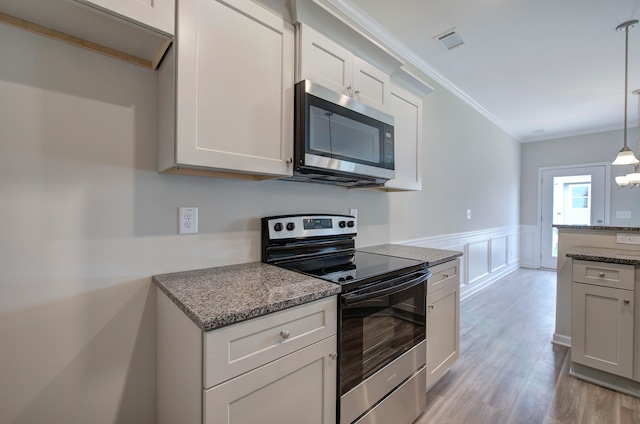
[
  {"x1": 358, "y1": 244, "x2": 463, "y2": 267},
  {"x1": 153, "y1": 262, "x2": 340, "y2": 332},
  {"x1": 555, "y1": 225, "x2": 640, "y2": 232},
  {"x1": 566, "y1": 246, "x2": 640, "y2": 266}
]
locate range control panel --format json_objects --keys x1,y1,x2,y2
[{"x1": 264, "y1": 214, "x2": 357, "y2": 240}]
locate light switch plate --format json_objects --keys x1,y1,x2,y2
[{"x1": 616, "y1": 210, "x2": 632, "y2": 219}]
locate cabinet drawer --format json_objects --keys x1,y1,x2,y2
[
  {"x1": 572, "y1": 260, "x2": 635, "y2": 290},
  {"x1": 204, "y1": 296, "x2": 337, "y2": 389},
  {"x1": 427, "y1": 259, "x2": 460, "y2": 294}
]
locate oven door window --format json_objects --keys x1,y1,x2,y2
[{"x1": 340, "y1": 279, "x2": 426, "y2": 395}]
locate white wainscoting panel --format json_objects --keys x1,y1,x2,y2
[
  {"x1": 519, "y1": 224, "x2": 539, "y2": 268},
  {"x1": 468, "y1": 240, "x2": 490, "y2": 283},
  {"x1": 490, "y1": 236, "x2": 507, "y2": 272},
  {"x1": 398, "y1": 225, "x2": 520, "y2": 301}
]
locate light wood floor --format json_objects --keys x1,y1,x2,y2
[{"x1": 416, "y1": 268, "x2": 640, "y2": 424}]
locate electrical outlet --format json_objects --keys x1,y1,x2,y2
[
  {"x1": 617, "y1": 233, "x2": 640, "y2": 245},
  {"x1": 350, "y1": 208, "x2": 358, "y2": 218},
  {"x1": 179, "y1": 207, "x2": 198, "y2": 234}
]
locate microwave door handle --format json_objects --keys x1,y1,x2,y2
[{"x1": 341, "y1": 272, "x2": 430, "y2": 306}]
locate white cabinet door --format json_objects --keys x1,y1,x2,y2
[
  {"x1": 352, "y1": 56, "x2": 390, "y2": 112},
  {"x1": 73, "y1": 0, "x2": 174, "y2": 35},
  {"x1": 572, "y1": 282, "x2": 634, "y2": 378},
  {"x1": 298, "y1": 25, "x2": 353, "y2": 96},
  {"x1": 173, "y1": 0, "x2": 294, "y2": 177},
  {"x1": 298, "y1": 25, "x2": 389, "y2": 110},
  {"x1": 384, "y1": 83, "x2": 422, "y2": 191},
  {"x1": 204, "y1": 335, "x2": 337, "y2": 424},
  {"x1": 426, "y1": 275, "x2": 460, "y2": 389}
]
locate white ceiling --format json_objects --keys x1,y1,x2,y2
[{"x1": 344, "y1": 0, "x2": 640, "y2": 142}]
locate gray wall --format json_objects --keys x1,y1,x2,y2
[
  {"x1": 0, "y1": 24, "x2": 520, "y2": 423},
  {"x1": 389, "y1": 77, "x2": 521, "y2": 241},
  {"x1": 521, "y1": 129, "x2": 640, "y2": 227}
]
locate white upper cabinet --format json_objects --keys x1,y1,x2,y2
[
  {"x1": 384, "y1": 83, "x2": 423, "y2": 191},
  {"x1": 72, "y1": 0, "x2": 174, "y2": 36},
  {"x1": 0, "y1": 0, "x2": 173, "y2": 69},
  {"x1": 298, "y1": 24, "x2": 390, "y2": 112},
  {"x1": 158, "y1": 0, "x2": 295, "y2": 179}
]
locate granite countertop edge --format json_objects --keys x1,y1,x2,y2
[
  {"x1": 152, "y1": 263, "x2": 341, "y2": 332},
  {"x1": 566, "y1": 246, "x2": 640, "y2": 266},
  {"x1": 358, "y1": 244, "x2": 463, "y2": 266},
  {"x1": 555, "y1": 225, "x2": 640, "y2": 232}
]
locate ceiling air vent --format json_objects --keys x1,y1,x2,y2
[{"x1": 435, "y1": 28, "x2": 465, "y2": 51}]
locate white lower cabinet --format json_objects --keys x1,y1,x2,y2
[
  {"x1": 571, "y1": 260, "x2": 635, "y2": 379},
  {"x1": 156, "y1": 293, "x2": 337, "y2": 424},
  {"x1": 205, "y1": 335, "x2": 337, "y2": 424},
  {"x1": 426, "y1": 259, "x2": 460, "y2": 390}
]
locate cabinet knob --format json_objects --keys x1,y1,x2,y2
[
  {"x1": 329, "y1": 352, "x2": 338, "y2": 360},
  {"x1": 428, "y1": 305, "x2": 434, "y2": 309},
  {"x1": 443, "y1": 274, "x2": 449, "y2": 278},
  {"x1": 624, "y1": 300, "x2": 631, "y2": 305},
  {"x1": 280, "y1": 330, "x2": 290, "y2": 340},
  {"x1": 599, "y1": 272, "x2": 606, "y2": 278},
  {"x1": 346, "y1": 84, "x2": 353, "y2": 95},
  {"x1": 354, "y1": 89, "x2": 360, "y2": 95},
  {"x1": 286, "y1": 157, "x2": 293, "y2": 164}
]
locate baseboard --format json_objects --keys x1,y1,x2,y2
[
  {"x1": 460, "y1": 263, "x2": 519, "y2": 301},
  {"x1": 552, "y1": 333, "x2": 571, "y2": 347}
]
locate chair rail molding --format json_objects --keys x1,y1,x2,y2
[{"x1": 396, "y1": 225, "x2": 520, "y2": 301}]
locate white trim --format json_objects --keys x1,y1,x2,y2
[
  {"x1": 519, "y1": 224, "x2": 539, "y2": 268},
  {"x1": 552, "y1": 333, "x2": 571, "y2": 348},
  {"x1": 393, "y1": 225, "x2": 520, "y2": 301}
]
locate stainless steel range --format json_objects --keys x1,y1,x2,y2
[{"x1": 261, "y1": 214, "x2": 428, "y2": 424}]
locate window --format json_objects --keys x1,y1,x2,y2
[{"x1": 570, "y1": 184, "x2": 590, "y2": 209}]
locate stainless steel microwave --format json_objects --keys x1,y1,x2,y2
[{"x1": 289, "y1": 80, "x2": 395, "y2": 187}]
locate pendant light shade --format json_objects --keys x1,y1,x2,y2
[{"x1": 613, "y1": 147, "x2": 640, "y2": 165}]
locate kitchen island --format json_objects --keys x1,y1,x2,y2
[{"x1": 554, "y1": 225, "x2": 640, "y2": 347}]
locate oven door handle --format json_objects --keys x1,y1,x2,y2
[{"x1": 341, "y1": 271, "x2": 430, "y2": 305}]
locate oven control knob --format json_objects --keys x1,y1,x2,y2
[
  {"x1": 345, "y1": 275, "x2": 353, "y2": 280},
  {"x1": 347, "y1": 220, "x2": 355, "y2": 228},
  {"x1": 286, "y1": 222, "x2": 295, "y2": 231},
  {"x1": 338, "y1": 277, "x2": 345, "y2": 282},
  {"x1": 339, "y1": 221, "x2": 346, "y2": 228},
  {"x1": 274, "y1": 223, "x2": 283, "y2": 232}
]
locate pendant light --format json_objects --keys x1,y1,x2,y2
[
  {"x1": 612, "y1": 20, "x2": 640, "y2": 167},
  {"x1": 615, "y1": 89, "x2": 640, "y2": 187}
]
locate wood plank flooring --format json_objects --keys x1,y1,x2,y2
[{"x1": 416, "y1": 268, "x2": 640, "y2": 424}]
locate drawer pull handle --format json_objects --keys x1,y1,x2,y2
[
  {"x1": 329, "y1": 352, "x2": 338, "y2": 360},
  {"x1": 624, "y1": 300, "x2": 631, "y2": 305},
  {"x1": 443, "y1": 274, "x2": 449, "y2": 278},
  {"x1": 280, "y1": 330, "x2": 290, "y2": 340},
  {"x1": 599, "y1": 272, "x2": 606, "y2": 278}
]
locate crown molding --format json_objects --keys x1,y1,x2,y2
[{"x1": 321, "y1": 0, "x2": 521, "y2": 141}]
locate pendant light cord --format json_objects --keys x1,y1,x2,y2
[{"x1": 624, "y1": 26, "x2": 630, "y2": 150}]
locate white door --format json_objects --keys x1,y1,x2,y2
[{"x1": 539, "y1": 164, "x2": 608, "y2": 269}]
